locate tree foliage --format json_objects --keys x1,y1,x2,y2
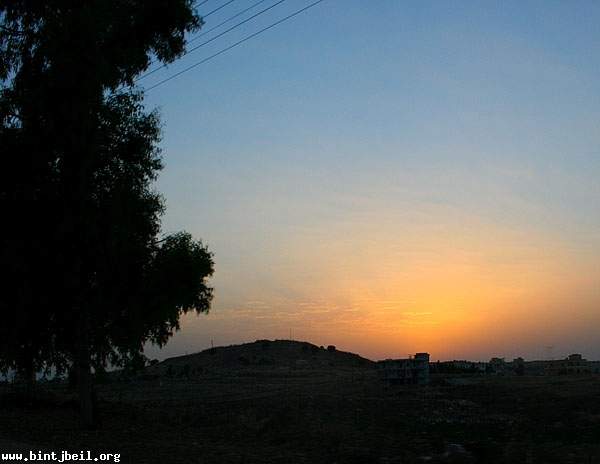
[{"x1": 0, "y1": 0, "x2": 214, "y2": 425}]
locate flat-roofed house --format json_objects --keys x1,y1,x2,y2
[{"x1": 378, "y1": 353, "x2": 430, "y2": 385}]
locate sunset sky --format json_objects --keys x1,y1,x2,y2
[{"x1": 144, "y1": 0, "x2": 600, "y2": 362}]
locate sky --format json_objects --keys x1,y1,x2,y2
[{"x1": 143, "y1": 0, "x2": 600, "y2": 362}]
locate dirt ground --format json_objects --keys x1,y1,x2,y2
[{"x1": 2, "y1": 369, "x2": 600, "y2": 463}]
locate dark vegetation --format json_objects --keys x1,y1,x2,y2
[
  {"x1": 2, "y1": 340, "x2": 600, "y2": 463},
  {"x1": 0, "y1": 1, "x2": 212, "y2": 428}
]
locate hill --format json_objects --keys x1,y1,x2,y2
[{"x1": 149, "y1": 339, "x2": 375, "y2": 374}]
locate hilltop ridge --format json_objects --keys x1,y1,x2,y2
[{"x1": 150, "y1": 339, "x2": 375, "y2": 373}]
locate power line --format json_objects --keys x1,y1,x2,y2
[
  {"x1": 203, "y1": 0, "x2": 237, "y2": 18},
  {"x1": 189, "y1": 0, "x2": 270, "y2": 45},
  {"x1": 136, "y1": 0, "x2": 269, "y2": 81},
  {"x1": 144, "y1": 0, "x2": 326, "y2": 92},
  {"x1": 137, "y1": 0, "x2": 289, "y2": 82}
]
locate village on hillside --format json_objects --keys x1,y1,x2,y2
[
  {"x1": 148, "y1": 339, "x2": 600, "y2": 387},
  {"x1": 380, "y1": 352, "x2": 600, "y2": 385}
]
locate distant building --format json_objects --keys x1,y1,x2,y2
[
  {"x1": 454, "y1": 360, "x2": 487, "y2": 373},
  {"x1": 449, "y1": 360, "x2": 472, "y2": 371},
  {"x1": 520, "y1": 354, "x2": 600, "y2": 376},
  {"x1": 546, "y1": 354, "x2": 594, "y2": 375},
  {"x1": 378, "y1": 353, "x2": 430, "y2": 385},
  {"x1": 590, "y1": 361, "x2": 600, "y2": 374},
  {"x1": 430, "y1": 360, "x2": 488, "y2": 374}
]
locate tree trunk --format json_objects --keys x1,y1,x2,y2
[
  {"x1": 23, "y1": 359, "x2": 36, "y2": 404},
  {"x1": 19, "y1": 352, "x2": 36, "y2": 406},
  {"x1": 77, "y1": 345, "x2": 96, "y2": 430},
  {"x1": 76, "y1": 303, "x2": 96, "y2": 430}
]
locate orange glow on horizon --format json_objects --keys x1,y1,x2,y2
[{"x1": 163, "y1": 207, "x2": 600, "y2": 362}]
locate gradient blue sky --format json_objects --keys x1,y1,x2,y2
[{"x1": 143, "y1": 0, "x2": 600, "y2": 361}]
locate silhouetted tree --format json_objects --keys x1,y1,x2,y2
[{"x1": 0, "y1": 1, "x2": 213, "y2": 428}]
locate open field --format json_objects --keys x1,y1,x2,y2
[{"x1": 2, "y1": 343, "x2": 600, "y2": 463}]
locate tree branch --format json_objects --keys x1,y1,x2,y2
[{"x1": 0, "y1": 24, "x2": 25, "y2": 36}]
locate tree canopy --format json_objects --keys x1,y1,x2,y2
[{"x1": 0, "y1": 1, "x2": 214, "y2": 427}]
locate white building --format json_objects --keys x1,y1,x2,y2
[{"x1": 378, "y1": 353, "x2": 430, "y2": 385}]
